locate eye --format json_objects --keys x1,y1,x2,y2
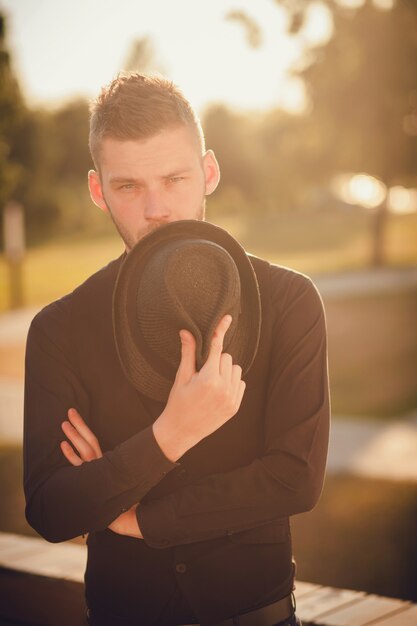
[
  {"x1": 119, "y1": 184, "x2": 136, "y2": 191},
  {"x1": 168, "y1": 176, "x2": 185, "y2": 184}
]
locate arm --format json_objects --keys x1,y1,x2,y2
[
  {"x1": 60, "y1": 408, "x2": 143, "y2": 539},
  {"x1": 55, "y1": 314, "x2": 247, "y2": 541},
  {"x1": 136, "y1": 273, "x2": 330, "y2": 548},
  {"x1": 57, "y1": 274, "x2": 330, "y2": 548},
  {"x1": 24, "y1": 300, "x2": 242, "y2": 543},
  {"x1": 23, "y1": 301, "x2": 181, "y2": 544}
]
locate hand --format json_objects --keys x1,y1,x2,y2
[
  {"x1": 60, "y1": 407, "x2": 103, "y2": 465},
  {"x1": 60, "y1": 408, "x2": 142, "y2": 538},
  {"x1": 153, "y1": 314, "x2": 246, "y2": 461}
]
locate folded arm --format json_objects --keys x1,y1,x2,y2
[
  {"x1": 23, "y1": 304, "x2": 178, "y2": 543},
  {"x1": 24, "y1": 302, "x2": 243, "y2": 543},
  {"x1": 136, "y1": 273, "x2": 330, "y2": 547},
  {"x1": 60, "y1": 407, "x2": 143, "y2": 539},
  {"x1": 53, "y1": 273, "x2": 330, "y2": 549}
]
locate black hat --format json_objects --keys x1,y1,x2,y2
[{"x1": 113, "y1": 220, "x2": 261, "y2": 401}]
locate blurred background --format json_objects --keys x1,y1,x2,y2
[{"x1": 0, "y1": 0, "x2": 416, "y2": 607}]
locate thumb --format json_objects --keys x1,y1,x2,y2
[{"x1": 175, "y1": 329, "x2": 196, "y2": 383}]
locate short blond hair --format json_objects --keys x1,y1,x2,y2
[{"x1": 89, "y1": 73, "x2": 205, "y2": 169}]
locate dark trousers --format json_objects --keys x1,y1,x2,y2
[
  {"x1": 86, "y1": 582, "x2": 301, "y2": 626},
  {"x1": 86, "y1": 608, "x2": 302, "y2": 626},
  {"x1": 272, "y1": 616, "x2": 302, "y2": 626}
]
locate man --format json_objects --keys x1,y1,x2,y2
[{"x1": 24, "y1": 73, "x2": 329, "y2": 626}]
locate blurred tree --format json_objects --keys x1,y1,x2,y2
[
  {"x1": 300, "y1": 0, "x2": 417, "y2": 185},
  {"x1": 206, "y1": 1, "x2": 339, "y2": 216},
  {"x1": 7, "y1": 98, "x2": 92, "y2": 243},
  {"x1": 0, "y1": 14, "x2": 26, "y2": 215},
  {"x1": 37, "y1": 100, "x2": 93, "y2": 234},
  {"x1": 257, "y1": 109, "x2": 326, "y2": 213},
  {"x1": 50, "y1": 100, "x2": 91, "y2": 182},
  {"x1": 0, "y1": 14, "x2": 63, "y2": 246},
  {"x1": 204, "y1": 104, "x2": 259, "y2": 210},
  {"x1": 227, "y1": 0, "x2": 333, "y2": 39},
  {"x1": 122, "y1": 36, "x2": 166, "y2": 75},
  {"x1": 298, "y1": 0, "x2": 417, "y2": 264},
  {"x1": 223, "y1": 0, "x2": 417, "y2": 264},
  {"x1": 225, "y1": 10, "x2": 263, "y2": 48},
  {"x1": 275, "y1": 0, "x2": 322, "y2": 34},
  {"x1": 203, "y1": 103, "x2": 325, "y2": 215},
  {"x1": 10, "y1": 109, "x2": 61, "y2": 243}
]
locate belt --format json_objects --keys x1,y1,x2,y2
[{"x1": 182, "y1": 593, "x2": 294, "y2": 626}]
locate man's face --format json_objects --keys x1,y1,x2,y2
[{"x1": 88, "y1": 125, "x2": 220, "y2": 251}]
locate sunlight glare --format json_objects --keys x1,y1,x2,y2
[
  {"x1": 336, "y1": 0, "x2": 365, "y2": 8},
  {"x1": 372, "y1": 0, "x2": 395, "y2": 10},
  {"x1": 299, "y1": 2, "x2": 333, "y2": 47},
  {"x1": 388, "y1": 186, "x2": 417, "y2": 215},
  {"x1": 331, "y1": 173, "x2": 387, "y2": 209}
]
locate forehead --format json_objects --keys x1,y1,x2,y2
[{"x1": 99, "y1": 125, "x2": 202, "y2": 174}]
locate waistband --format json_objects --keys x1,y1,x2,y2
[{"x1": 182, "y1": 593, "x2": 295, "y2": 626}]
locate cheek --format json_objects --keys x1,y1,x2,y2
[
  {"x1": 106, "y1": 192, "x2": 138, "y2": 215},
  {"x1": 179, "y1": 179, "x2": 206, "y2": 201}
]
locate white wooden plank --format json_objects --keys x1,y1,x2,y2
[
  {"x1": 297, "y1": 586, "x2": 364, "y2": 622},
  {"x1": 0, "y1": 532, "x2": 416, "y2": 626},
  {"x1": 8, "y1": 545, "x2": 86, "y2": 582},
  {"x1": 372, "y1": 605, "x2": 417, "y2": 626},
  {"x1": 0, "y1": 533, "x2": 47, "y2": 561},
  {"x1": 314, "y1": 594, "x2": 411, "y2": 626},
  {"x1": 0, "y1": 532, "x2": 86, "y2": 582},
  {"x1": 295, "y1": 581, "x2": 322, "y2": 597}
]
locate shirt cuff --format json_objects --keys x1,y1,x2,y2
[
  {"x1": 137, "y1": 496, "x2": 225, "y2": 549},
  {"x1": 112, "y1": 424, "x2": 180, "y2": 493}
]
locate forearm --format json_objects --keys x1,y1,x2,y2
[
  {"x1": 25, "y1": 425, "x2": 178, "y2": 542},
  {"x1": 24, "y1": 314, "x2": 179, "y2": 542},
  {"x1": 138, "y1": 271, "x2": 330, "y2": 548},
  {"x1": 138, "y1": 397, "x2": 329, "y2": 548}
]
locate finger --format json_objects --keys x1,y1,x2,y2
[
  {"x1": 61, "y1": 420, "x2": 97, "y2": 462},
  {"x1": 60, "y1": 440, "x2": 83, "y2": 467},
  {"x1": 68, "y1": 408, "x2": 102, "y2": 457},
  {"x1": 175, "y1": 329, "x2": 197, "y2": 384},
  {"x1": 205, "y1": 315, "x2": 232, "y2": 372},
  {"x1": 231, "y1": 363, "x2": 243, "y2": 388},
  {"x1": 219, "y1": 352, "x2": 233, "y2": 381},
  {"x1": 235, "y1": 379, "x2": 246, "y2": 409}
]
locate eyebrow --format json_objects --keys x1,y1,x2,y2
[
  {"x1": 109, "y1": 177, "x2": 140, "y2": 185},
  {"x1": 109, "y1": 169, "x2": 193, "y2": 185}
]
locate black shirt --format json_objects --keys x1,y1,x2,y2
[{"x1": 23, "y1": 252, "x2": 329, "y2": 625}]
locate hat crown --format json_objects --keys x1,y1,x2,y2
[
  {"x1": 136, "y1": 239, "x2": 241, "y2": 375},
  {"x1": 113, "y1": 219, "x2": 261, "y2": 401}
]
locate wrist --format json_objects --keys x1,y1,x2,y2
[
  {"x1": 110, "y1": 507, "x2": 141, "y2": 538},
  {"x1": 153, "y1": 411, "x2": 195, "y2": 462}
]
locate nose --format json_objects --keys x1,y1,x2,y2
[{"x1": 143, "y1": 189, "x2": 170, "y2": 221}]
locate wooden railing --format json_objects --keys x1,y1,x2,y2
[{"x1": 0, "y1": 532, "x2": 416, "y2": 626}]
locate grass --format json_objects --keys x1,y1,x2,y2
[
  {"x1": 1, "y1": 444, "x2": 416, "y2": 602},
  {"x1": 0, "y1": 234, "x2": 124, "y2": 313},
  {"x1": 1, "y1": 209, "x2": 416, "y2": 313},
  {"x1": 218, "y1": 209, "x2": 417, "y2": 271}
]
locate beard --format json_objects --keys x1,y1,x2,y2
[{"x1": 102, "y1": 194, "x2": 206, "y2": 252}]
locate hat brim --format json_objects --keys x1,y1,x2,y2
[{"x1": 113, "y1": 219, "x2": 261, "y2": 402}]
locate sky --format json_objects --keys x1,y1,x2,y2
[{"x1": 1, "y1": 0, "x2": 333, "y2": 115}]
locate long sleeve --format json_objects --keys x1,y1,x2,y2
[
  {"x1": 23, "y1": 299, "x2": 178, "y2": 544},
  {"x1": 137, "y1": 270, "x2": 330, "y2": 548}
]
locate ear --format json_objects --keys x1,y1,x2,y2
[
  {"x1": 88, "y1": 170, "x2": 109, "y2": 213},
  {"x1": 203, "y1": 150, "x2": 220, "y2": 196}
]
